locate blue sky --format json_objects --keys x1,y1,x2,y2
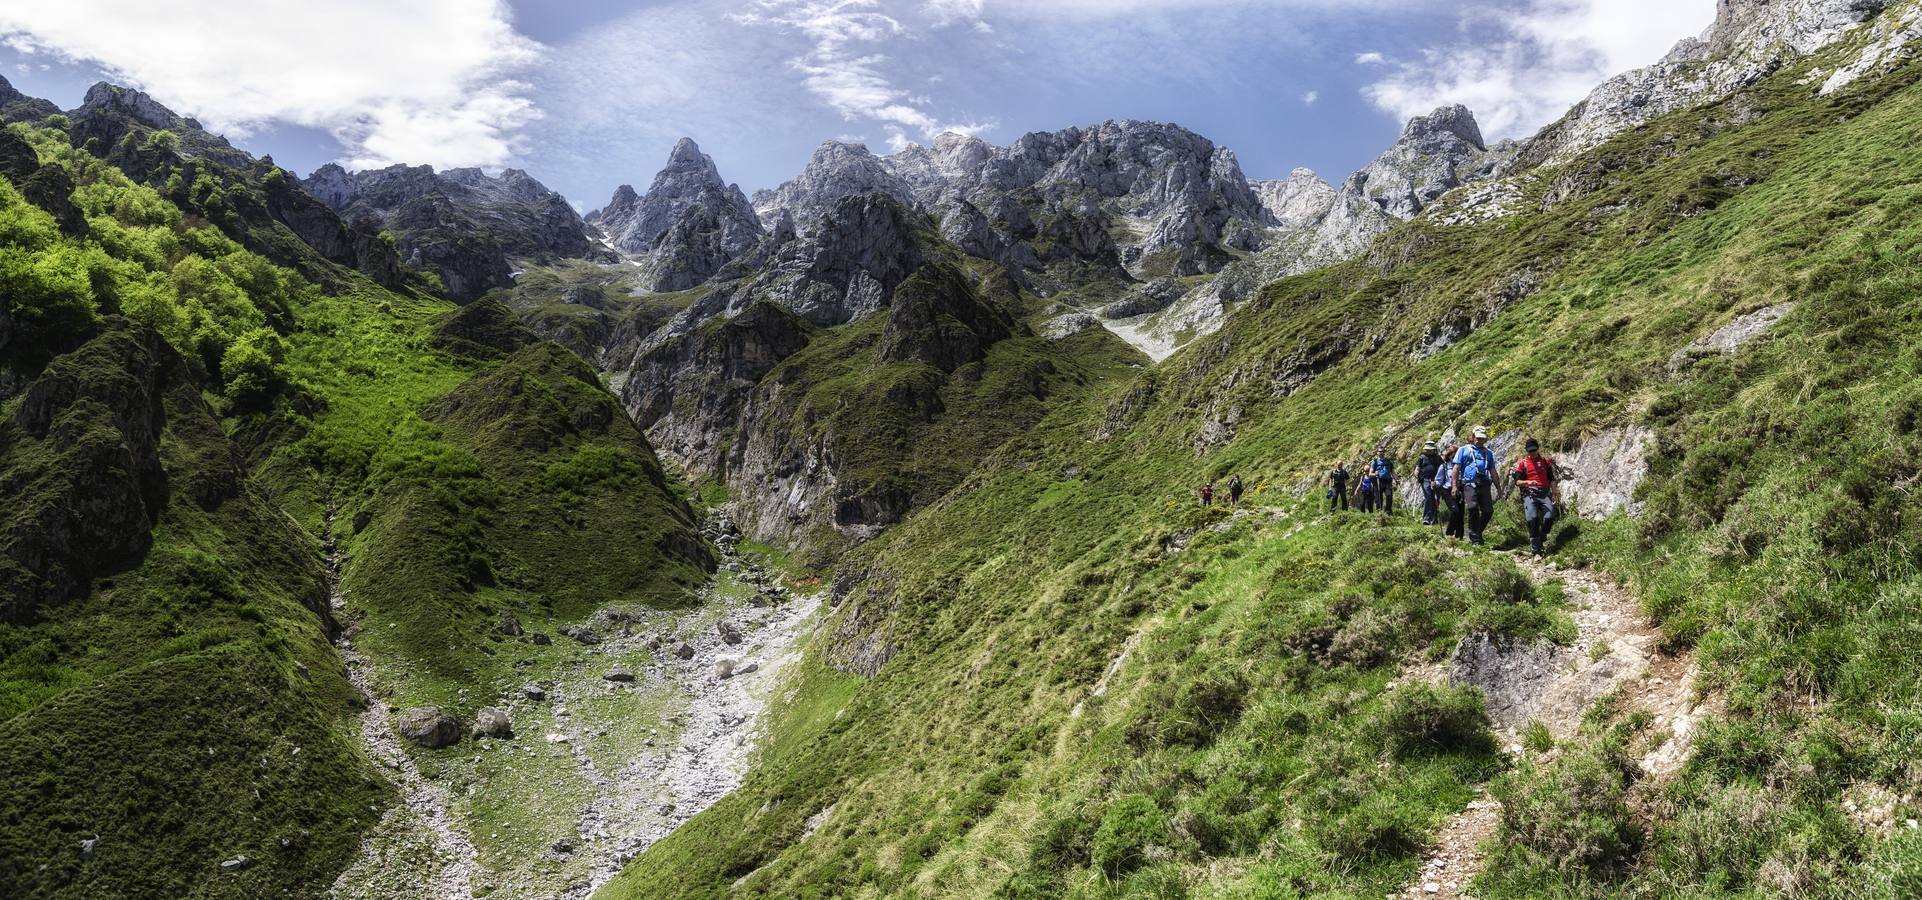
[{"x1": 0, "y1": 1, "x2": 1715, "y2": 212}]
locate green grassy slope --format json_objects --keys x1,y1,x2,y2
[
  {"x1": 605, "y1": 27, "x2": 1922, "y2": 899},
  {"x1": 0, "y1": 111, "x2": 713, "y2": 898}
]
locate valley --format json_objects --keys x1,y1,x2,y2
[{"x1": 5, "y1": 1, "x2": 1922, "y2": 897}]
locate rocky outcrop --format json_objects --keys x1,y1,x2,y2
[
  {"x1": 1342, "y1": 105, "x2": 1516, "y2": 220},
  {"x1": 0, "y1": 74, "x2": 60, "y2": 124},
  {"x1": 1560, "y1": 426, "x2": 1656, "y2": 520},
  {"x1": 0, "y1": 128, "x2": 84, "y2": 236},
  {"x1": 753, "y1": 141, "x2": 917, "y2": 237},
  {"x1": 1520, "y1": 0, "x2": 1892, "y2": 166},
  {"x1": 589, "y1": 138, "x2": 764, "y2": 292},
  {"x1": 303, "y1": 162, "x2": 594, "y2": 302},
  {"x1": 0, "y1": 321, "x2": 243, "y2": 623},
  {"x1": 620, "y1": 302, "x2": 818, "y2": 474}
]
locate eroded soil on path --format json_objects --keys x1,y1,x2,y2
[{"x1": 1399, "y1": 555, "x2": 1715, "y2": 899}]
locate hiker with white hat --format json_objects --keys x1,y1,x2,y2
[{"x1": 1451, "y1": 426, "x2": 1500, "y2": 546}]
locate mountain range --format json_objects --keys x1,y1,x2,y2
[{"x1": 3, "y1": 0, "x2": 1922, "y2": 897}]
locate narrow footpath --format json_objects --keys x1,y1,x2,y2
[{"x1": 1399, "y1": 555, "x2": 1713, "y2": 899}]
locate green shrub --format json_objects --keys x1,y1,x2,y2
[
  {"x1": 0, "y1": 244, "x2": 98, "y2": 368},
  {"x1": 1371, "y1": 682, "x2": 1495, "y2": 759},
  {"x1": 1492, "y1": 741, "x2": 1641, "y2": 872},
  {"x1": 1091, "y1": 795, "x2": 1169, "y2": 877}
]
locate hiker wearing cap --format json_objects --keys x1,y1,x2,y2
[
  {"x1": 1435, "y1": 441, "x2": 1465, "y2": 538},
  {"x1": 1415, "y1": 440, "x2": 1444, "y2": 526},
  {"x1": 1452, "y1": 426, "x2": 1500, "y2": 546},
  {"x1": 1511, "y1": 438, "x2": 1560, "y2": 556},
  {"x1": 1328, "y1": 462, "x2": 1349, "y2": 511},
  {"x1": 1369, "y1": 447, "x2": 1395, "y2": 516}
]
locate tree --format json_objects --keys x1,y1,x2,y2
[{"x1": 0, "y1": 245, "x2": 98, "y2": 370}]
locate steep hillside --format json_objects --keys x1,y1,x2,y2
[
  {"x1": 601, "y1": 9, "x2": 1922, "y2": 898},
  {"x1": 0, "y1": 93, "x2": 713, "y2": 899},
  {"x1": 304, "y1": 163, "x2": 598, "y2": 302}
]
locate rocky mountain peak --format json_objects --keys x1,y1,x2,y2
[
  {"x1": 592, "y1": 138, "x2": 764, "y2": 291},
  {"x1": 752, "y1": 141, "x2": 916, "y2": 235},
  {"x1": 1402, "y1": 103, "x2": 1485, "y2": 151},
  {"x1": 78, "y1": 82, "x2": 199, "y2": 133}
]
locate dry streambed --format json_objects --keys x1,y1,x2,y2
[{"x1": 330, "y1": 515, "x2": 820, "y2": 899}]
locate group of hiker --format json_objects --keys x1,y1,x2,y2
[
  {"x1": 1198, "y1": 475, "x2": 1244, "y2": 508},
  {"x1": 1194, "y1": 427, "x2": 1563, "y2": 555},
  {"x1": 1327, "y1": 426, "x2": 1563, "y2": 555}
]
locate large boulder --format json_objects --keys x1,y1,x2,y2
[{"x1": 395, "y1": 707, "x2": 461, "y2": 748}]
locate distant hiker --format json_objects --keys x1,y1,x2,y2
[
  {"x1": 1452, "y1": 426, "x2": 1499, "y2": 546},
  {"x1": 1201, "y1": 482, "x2": 1214, "y2": 507},
  {"x1": 1435, "y1": 442, "x2": 1465, "y2": 538},
  {"x1": 1329, "y1": 462, "x2": 1349, "y2": 511},
  {"x1": 1358, "y1": 472, "x2": 1377, "y2": 513},
  {"x1": 1511, "y1": 438, "x2": 1560, "y2": 556},
  {"x1": 1228, "y1": 475, "x2": 1244, "y2": 506},
  {"x1": 1369, "y1": 447, "x2": 1395, "y2": 515},
  {"x1": 1416, "y1": 440, "x2": 1444, "y2": 526}
]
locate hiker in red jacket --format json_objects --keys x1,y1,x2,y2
[
  {"x1": 1511, "y1": 438, "x2": 1560, "y2": 556},
  {"x1": 1200, "y1": 482, "x2": 1214, "y2": 507}
]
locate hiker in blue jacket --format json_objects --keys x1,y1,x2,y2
[
  {"x1": 1434, "y1": 441, "x2": 1465, "y2": 538},
  {"x1": 1357, "y1": 472, "x2": 1377, "y2": 513},
  {"x1": 1452, "y1": 426, "x2": 1500, "y2": 546},
  {"x1": 1369, "y1": 447, "x2": 1395, "y2": 515}
]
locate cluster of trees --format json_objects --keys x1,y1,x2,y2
[{"x1": 0, "y1": 124, "x2": 303, "y2": 407}]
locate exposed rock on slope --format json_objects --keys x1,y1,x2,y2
[
  {"x1": 304, "y1": 162, "x2": 594, "y2": 301},
  {"x1": 588, "y1": 138, "x2": 764, "y2": 292},
  {"x1": 1520, "y1": 0, "x2": 1892, "y2": 166},
  {"x1": 753, "y1": 141, "x2": 917, "y2": 236}
]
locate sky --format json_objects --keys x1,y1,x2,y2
[{"x1": 0, "y1": 0, "x2": 1717, "y2": 212}]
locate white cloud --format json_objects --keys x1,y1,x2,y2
[
  {"x1": 1362, "y1": 0, "x2": 1715, "y2": 139},
  {"x1": 0, "y1": 0, "x2": 542, "y2": 169},
  {"x1": 1354, "y1": 50, "x2": 1386, "y2": 64},
  {"x1": 1300, "y1": 90, "x2": 1319, "y2": 105},
  {"x1": 736, "y1": 0, "x2": 992, "y2": 150}
]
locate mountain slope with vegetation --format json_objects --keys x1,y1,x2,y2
[
  {"x1": 601, "y1": 9, "x2": 1922, "y2": 898},
  {"x1": 0, "y1": 86, "x2": 712, "y2": 898}
]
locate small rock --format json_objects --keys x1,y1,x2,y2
[
  {"x1": 79, "y1": 837, "x2": 97, "y2": 861},
  {"x1": 673, "y1": 641, "x2": 695, "y2": 660},
  {"x1": 551, "y1": 839, "x2": 574, "y2": 854},
  {"x1": 715, "y1": 658, "x2": 738, "y2": 679},
  {"x1": 605, "y1": 665, "x2": 635, "y2": 683},
  {"x1": 529, "y1": 632, "x2": 551, "y2": 646},
  {"x1": 645, "y1": 635, "x2": 663, "y2": 651},
  {"x1": 1422, "y1": 882, "x2": 1440, "y2": 894},
  {"x1": 351, "y1": 510, "x2": 372, "y2": 533},
  {"x1": 497, "y1": 610, "x2": 523, "y2": 637},
  {"x1": 717, "y1": 621, "x2": 743, "y2": 645},
  {"x1": 221, "y1": 856, "x2": 252, "y2": 871},
  {"x1": 472, "y1": 707, "x2": 513, "y2": 739},
  {"x1": 524, "y1": 685, "x2": 545, "y2": 702},
  {"x1": 562, "y1": 626, "x2": 601, "y2": 646},
  {"x1": 293, "y1": 662, "x2": 310, "y2": 680}
]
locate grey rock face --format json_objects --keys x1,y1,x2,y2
[
  {"x1": 1560, "y1": 426, "x2": 1656, "y2": 520},
  {"x1": 302, "y1": 162, "x2": 593, "y2": 301},
  {"x1": 395, "y1": 707, "x2": 461, "y2": 748},
  {"x1": 0, "y1": 74, "x2": 61, "y2": 124},
  {"x1": 1523, "y1": 0, "x2": 1889, "y2": 165},
  {"x1": 881, "y1": 120, "x2": 1268, "y2": 278},
  {"x1": 1342, "y1": 105, "x2": 1514, "y2": 220},
  {"x1": 591, "y1": 138, "x2": 764, "y2": 291},
  {"x1": 1250, "y1": 169, "x2": 1339, "y2": 231},
  {"x1": 753, "y1": 141, "x2": 917, "y2": 237}
]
